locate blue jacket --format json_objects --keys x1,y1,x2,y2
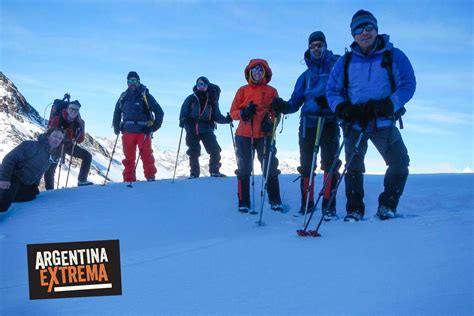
[
  {"x1": 113, "y1": 84, "x2": 164, "y2": 134},
  {"x1": 287, "y1": 49, "x2": 340, "y2": 128},
  {"x1": 179, "y1": 83, "x2": 227, "y2": 135},
  {"x1": 326, "y1": 34, "x2": 416, "y2": 131}
]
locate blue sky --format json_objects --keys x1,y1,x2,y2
[{"x1": 1, "y1": 0, "x2": 472, "y2": 173}]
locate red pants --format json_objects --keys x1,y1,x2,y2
[{"x1": 122, "y1": 133, "x2": 157, "y2": 181}]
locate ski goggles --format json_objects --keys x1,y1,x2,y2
[
  {"x1": 196, "y1": 81, "x2": 208, "y2": 88},
  {"x1": 353, "y1": 24, "x2": 376, "y2": 35},
  {"x1": 127, "y1": 79, "x2": 140, "y2": 85}
]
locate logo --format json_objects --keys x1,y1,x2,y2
[{"x1": 27, "y1": 240, "x2": 122, "y2": 300}]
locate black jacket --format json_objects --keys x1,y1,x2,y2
[{"x1": 0, "y1": 134, "x2": 61, "y2": 185}]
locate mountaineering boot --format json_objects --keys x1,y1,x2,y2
[
  {"x1": 78, "y1": 180, "x2": 93, "y2": 186},
  {"x1": 237, "y1": 176, "x2": 251, "y2": 213},
  {"x1": 376, "y1": 205, "x2": 397, "y2": 220},
  {"x1": 344, "y1": 210, "x2": 363, "y2": 222},
  {"x1": 210, "y1": 172, "x2": 226, "y2": 177}
]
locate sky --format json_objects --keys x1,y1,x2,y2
[{"x1": 1, "y1": 0, "x2": 472, "y2": 174}]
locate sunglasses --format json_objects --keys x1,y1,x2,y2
[
  {"x1": 353, "y1": 24, "x2": 376, "y2": 35},
  {"x1": 68, "y1": 107, "x2": 80, "y2": 113},
  {"x1": 127, "y1": 79, "x2": 140, "y2": 85},
  {"x1": 197, "y1": 81, "x2": 208, "y2": 88},
  {"x1": 309, "y1": 42, "x2": 323, "y2": 49},
  {"x1": 251, "y1": 66, "x2": 264, "y2": 73}
]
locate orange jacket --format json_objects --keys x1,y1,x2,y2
[{"x1": 230, "y1": 59, "x2": 279, "y2": 138}]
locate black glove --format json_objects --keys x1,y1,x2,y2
[
  {"x1": 240, "y1": 102, "x2": 256, "y2": 121},
  {"x1": 225, "y1": 113, "x2": 233, "y2": 124},
  {"x1": 271, "y1": 97, "x2": 289, "y2": 114},
  {"x1": 335, "y1": 101, "x2": 361, "y2": 123},
  {"x1": 261, "y1": 112, "x2": 273, "y2": 133},
  {"x1": 179, "y1": 117, "x2": 186, "y2": 128},
  {"x1": 151, "y1": 121, "x2": 160, "y2": 132},
  {"x1": 314, "y1": 96, "x2": 329, "y2": 109},
  {"x1": 114, "y1": 125, "x2": 121, "y2": 135},
  {"x1": 365, "y1": 98, "x2": 394, "y2": 119}
]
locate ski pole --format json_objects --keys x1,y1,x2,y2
[
  {"x1": 257, "y1": 113, "x2": 281, "y2": 226},
  {"x1": 128, "y1": 133, "x2": 149, "y2": 188},
  {"x1": 299, "y1": 126, "x2": 365, "y2": 237},
  {"x1": 229, "y1": 113, "x2": 237, "y2": 166},
  {"x1": 249, "y1": 112, "x2": 257, "y2": 215},
  {"x1": 172, "y1": 128, "x2": 184, "y2": 183},
  {"x1": 303, "y1": 116, "x2": 325, "y2": 227},
  {"x1": 65, "y1": 140, "x2": 77, "y2": 188},
  {"x1": 103, "y1": 133, "x2": 120, "y2": 185},
  {"x1": 56, "y1": 144, "x2": 65, "y2": 190}
]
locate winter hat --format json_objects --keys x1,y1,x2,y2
[
  {"x1": 350, "y1": 10, "x2": 378, "y2": 36},
  {"x1": 308, "y1": 31, "x2": 327, "y2": 47},
  {"x1": 68, "y1": 100, "x2": 81, "y2": 109},
  {"x1": 127, "y1": 71, "x2": 140, "y2": 80},
  {"x1": 196, "y1": 76, "x2": 210, "y2": 85}
]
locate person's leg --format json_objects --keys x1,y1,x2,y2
[
  {"x1": 320, "y1": 122, "x2": 341, "y2": 214},
  {"x1": 122, "y1": 133, "x2": 139, "y2": 182},
  {"x1": 43, "y1": 163, "x2": 57, "y2": 190},
  {"x1": 185, "y1": 132, "x2": 201, "y2": 177},
  {"x1": 235, "y1": 136, "x2": 252, "y2": 211},
  {"x1": 138, "y1": 134, "x2": 157, "y2": 180},
  {"x1": 67, "y1": 145, "x2": 92, "y2": 184},
  {"x1": 201, "y1": 133, "x2": 223, "y2": 176},
  {"x1": 13, "y1": 184, "x2": 39, "y2": 202},
  {"x1": 371, "y1": 127, "x2": 410, "y2": 217},
  {"x1": 256, "y1": 137, "x2": 281, "y2": 207},
  {"x1": 298, "y1": 126, "x2": 316, "y2": 213}
]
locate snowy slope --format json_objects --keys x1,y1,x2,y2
[{"x1": 0, "y1": 174, "x2": 472, "y2": 315}]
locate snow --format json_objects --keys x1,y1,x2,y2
[{"x1": 1, "y1": 173, "x2": 473, "y2": 315}]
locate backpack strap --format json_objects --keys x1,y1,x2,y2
[
  {"x1": 342, "y1": 49, "x2": 352, "y2": 94},
  {"x1": 381, "y1": 50, "x2": 395, "y2": 93}
]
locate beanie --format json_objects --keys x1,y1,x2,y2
[
  {"x1": 351, "y1": 10, "x2": 378, "y2": 36},
  {"x1": 127, "y1": 71, "x2": 140, "y2": 80},
  {"x1": 196, "y1": 76, "x2": 210, "y2": 85},
  {"x1": 308, "y1": 31, "x2": 327, "y2": 47}
]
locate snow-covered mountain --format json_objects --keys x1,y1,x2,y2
[
  {"x1": 0, "y1": 72, "x2": 298, "y2": 189},
  {"x1": 0, "y1": 174, "x2": 472, "y2": 314}
]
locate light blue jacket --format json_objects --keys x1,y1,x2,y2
[
  {"x1": 287, "y1": 49, "x2": 340, "y2": 129},
  {"x1": 326, "y1": 34, "x2": 416, "y2": 130}
]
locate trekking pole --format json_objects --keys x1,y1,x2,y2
[
  {"x1": 298, "y1": 126, "x2": 365, "y2": 237},
  {"x1": 249, "y1": 113, "x2": 257, "y2": 215},
  {"x1": 65, "y1": 140, "x2": 77, "y2": 188},
  {"x1": 128, "y1": 133, "x2": 149, "y2": 188},
  {"x1": 102, "y1": 133, "x2": 120, "y2": 186},
  {"x1": 229, "y1": 113, "x2": 237, "y2": 165},
  {"x1": 303, "y1": 116, "x2": 325, "y2": 227},
  {"x1": 172, "y1": 128, "x2": 184, "y2": 183},
  {"x1": 257, "y1": 113, "x2": 281, "y2": 226},
  {"x1": 56, "y1": 144, "x2": 65, "y2": 189}
]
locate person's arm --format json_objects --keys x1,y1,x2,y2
[
  {"x1": 112, "y1": 97, "x2": 123, "y2": 135},
  {"x1": 147, "y1": 93, "x2": 164, "y2": 132},
  {"x1": 389, "y1": 48, "x2": 416, "y2": 112},
  {"x1": 0, "y1": 142, "x2": 29, "y2": 182}
]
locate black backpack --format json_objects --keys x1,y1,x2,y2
[{"x1": 48, "y1": 94, "x2": 70, "y2": 124}]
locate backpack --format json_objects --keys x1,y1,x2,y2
[
  {"x1": 48, "y1": 95, "x2": 70, "y2": 123},
  {"x1": 343, "y1": 49, "x2": 406, "y2": 127}
]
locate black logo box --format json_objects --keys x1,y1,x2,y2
[{"x1": 27, "y1": 239, "x2": 122, "y2": 300}]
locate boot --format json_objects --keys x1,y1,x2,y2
[
  {"x1": 267, "y1": 175, "x2": 281, "y2": 206},
  {"x1": 322, "y1": 172, "x2": 339, "y2": 220},
  {"x1": 237, "y1": 176, "x2": 250, "y2": 213},
  {"x1": 299, "y1": 176, "x2": 314, "y2": 213}
]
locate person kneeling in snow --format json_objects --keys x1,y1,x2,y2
[
  {"x1": 44, "y1": 100, "x2": 93, "y2": 189},
  {"x1": 0, "y1": 128, "x2": 64, "y2": 213},
  {"x1": 179, "y1": 76, "x2": 232, "y2": 178}
]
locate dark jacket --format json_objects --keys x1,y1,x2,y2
[
  {"x1": 0, "y1": 134, "x2": 61, "y2": 185},
  {"x1": 179, "y1": 83, "x2": 227, "y2": 135},
  {"x1": 113, "y1": 84, "x2": 164, "y2": 134}
]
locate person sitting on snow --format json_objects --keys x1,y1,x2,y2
[{"x1": 0, "y1": 128, "x2": 64, "y2": 213}]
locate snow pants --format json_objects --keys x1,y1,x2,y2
[
  {"x1": 344, "y1": 126, "x2": 410, "y2": 216},
  {"x1": 0, "y1": 176, "x2": 39, "y2": 213},
  {"x1": 298, "y1": 121, "x2": 341, "y2": 211},
  {"x1": 122, "y1": 132, "x2": 157, "y2": 182},
  {"x1": 235, "y1": 135, "x2": 281, "y2": 207},
  {"x1": 185, "y1": 131, "x2": 222, "y2": 176},
  {"x1": 44, "y1": 142, "x2": 92, "y2": 190}
]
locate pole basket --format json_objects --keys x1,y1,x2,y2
[{"x1": 296, "y1": 229, "x2": 322, "y2": 237}]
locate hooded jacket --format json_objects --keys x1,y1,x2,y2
[
  {"x1": 326, "y1": 34, "x2": 416, "y2": 131},
  {"x1": 287, "y1": 48, "x2": 340, "y2": 128},
  {"x1": 179, "y1": 83, "x2": 228, "y2": 135},
  {"x1": 0, "y1": 134, "x2": 61, "y2": 185},
  {"x1": 230, "y1": 59, "x2": 279, "y2": 138}
]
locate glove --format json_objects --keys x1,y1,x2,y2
[
  {"x1": 335, "y1": 101, "x2": 361, "y2": 123},
  {"x1": 179, "y1": 118, "x2": 187, "y2": 128},
  {"x1": 151, "y1": 121, "x2": 160, "y2": 132},
  {"x1": 114, "y1": 125, "x2": 121, "y2": 135},
  {"x1": 225, "y1": 113, "x2": 233, "y2": 124},
  {"x1": 271, "y1": 97, "x2": 289, "y2": 114},
  {"x1": 365, "y1": 98, "x2": 394, "y2": 119},
  {"x1": 314, "y1": 96, "x2": 329, "y2": 109},
  {"x1": 261, "y1": 112, "x2": 273, "y2": 133},
  {"x1": 240, "y1": 102, "x2": 256, "y2": 121}
]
